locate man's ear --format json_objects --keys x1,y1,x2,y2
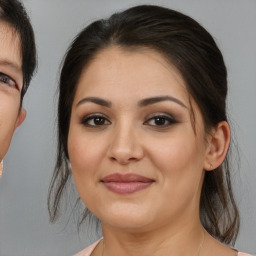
[
  {"x1": 15, "y1": 108, "x2": 26, "y2": 128},
  {"x1": 204, "y1": 121, "x2": 230, "y2": 171}
]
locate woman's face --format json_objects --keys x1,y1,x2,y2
[
  {"x1": 68, "y1": 46, "x2": 211, "y2": 232},
  {"x1": 0, "y1": 23, "x2": 26, "y2": 161}
]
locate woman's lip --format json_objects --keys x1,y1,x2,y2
[
  {"x1": 103, "y1": 182, "x2": 153, "y2": 194},
  {"x1": 101, "y1": 173, "x2": 155, "y2": 194},
  {"x1": 101, "y1": 173, "x2": 154, "y2": 183}
]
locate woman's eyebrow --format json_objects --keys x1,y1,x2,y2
[
  {"x1": 138, "y1": 96, "x2": 187, "y2": 108},
  {"x1": 76, "y1": 97, "x2": 112, "y2": 108},
  {"x1": 76, "y1": 96, "x2": 187, "y2": 108}
]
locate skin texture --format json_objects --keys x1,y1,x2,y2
[
  {"x1": 0, "y1": 23, "x2": 26, "y2": 162},
  {"x1": 68, "y1": 46, "x2": 233, "y2": 256}
]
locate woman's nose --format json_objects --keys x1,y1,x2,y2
[{"x1": 107, "y1": 124, "x2": 144, "y2": 165}]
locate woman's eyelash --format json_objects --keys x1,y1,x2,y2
[
  {"x1": 81, "y1": 114, "x2": 111, "y2": 127},
  {"x1": 144, "y1": 114, "x2": 178, "y2": 127},
  {"x1": 80, "y1": 113, "x2": 177, "y2": 128},
  {"x1": 0, "y1": 72, "x2": 17, "y2": 89}
]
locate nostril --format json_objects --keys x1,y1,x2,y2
[{"x1": 109, "y1": 155, "x2": 139, "y2": 165}]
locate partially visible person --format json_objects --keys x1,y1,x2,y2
[
  {"x1": 0, "y1": 0, "x2": 36, "y2": 177},
  {"x1": 48, "y1": 5, "x2": 253, "y2": 256}
]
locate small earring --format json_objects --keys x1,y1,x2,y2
[
  {"x1": 209, "y1": 163, "x2": 213, "y2": 170},
  {"x1": 67, "y1": 159, "x2": 72, "y2": 173},
  {"x1": 0, "y1": 160, "x2": 3, "y2": 178}
]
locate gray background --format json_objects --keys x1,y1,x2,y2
[{"x1": 0, "y1": 0, "x2": 255, "y2": 255}]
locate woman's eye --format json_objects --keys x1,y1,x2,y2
[
  {"x1": 81, "y1": 115, "x2": 111, "y2": 127},
  {"x1": 144, "y1": 115, "x2": 177, "y2": 127},
  {"x1": 0, "y1": 72, "x2": 17, "y2": 89}
]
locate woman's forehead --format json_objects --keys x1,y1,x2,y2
[
  {"x1": 72, "y1": 46, "x2": 202, "y2": 116},
  {"x1": 78, "y1": 46, "x2": 187, "y2": 93}
]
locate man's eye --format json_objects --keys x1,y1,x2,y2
[
  {"x1": 0, "y1": 72, "x2": 17, "y2": 89},
  {"x1": 144, "y1": 115, "x2": 177, "y2": 127},
  {"x1": 81, "y1": 115, "x2": 111, "y2": 127}
]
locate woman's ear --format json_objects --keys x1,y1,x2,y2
[
  {"x1": 204, "y1": 121, "x2": 230, "y2": 171},
  {"x1": 15, "y1": 108, "x2": 26, "y2": 128}
]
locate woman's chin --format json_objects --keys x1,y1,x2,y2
[
  {"x1": 97, "y1": 206, "x2": 154, "y2": 232},
  {"x1": 102, "y1": 218, "x2": 152, "y2": 233}
]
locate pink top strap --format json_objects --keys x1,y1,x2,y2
[
  {"x1": 74, "y1": 240, "x2": 253, "y2": 256},
  {"x1": 74, "y1": 239, "x2": 102, "y2": 256}
]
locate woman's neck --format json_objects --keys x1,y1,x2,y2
[{"x1": 100, "y1": 219, "x2": 205, "y2": 256}]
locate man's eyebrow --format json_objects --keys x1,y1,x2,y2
[
  {"x1": 138, "y1": 96, "x2": 187, "y2": 108},
  {"x1": 0, "y1": 59, "x2": 22, "y2": 74},
  {"x1": 76, "y1": 97, "x2": 112, "y2": 108}
]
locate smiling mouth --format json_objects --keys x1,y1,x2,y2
[{"x1": 101, "y1": 173, "x2": 155, "y2": 194}]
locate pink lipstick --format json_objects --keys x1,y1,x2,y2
[{"x1": 101, "y1": 173, "x2": 154, "y2": 194}]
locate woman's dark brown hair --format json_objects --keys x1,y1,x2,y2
[{"x1": 48, "y1": 5, "x2": 239, "y2": 244}]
